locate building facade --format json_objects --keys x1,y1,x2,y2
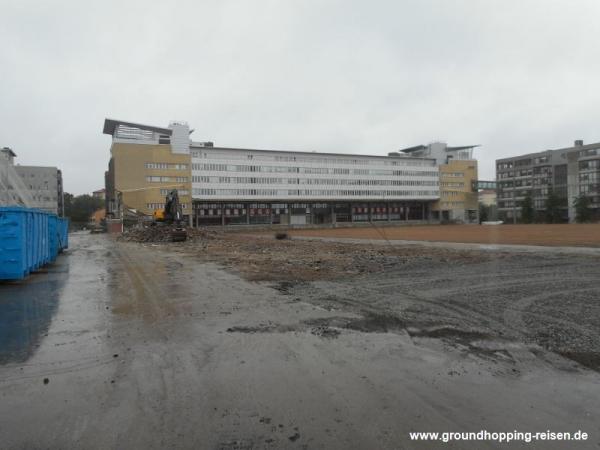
[
  {"x1": 103, "y1": 119, "x2": 193, "y2": 219},
  {"x1": 396, "y1": 142, "x2": 479, "y2": 222},
  {"x1": 104, "y1": 118, "x2": 440, "y2": 225},
  {"x1": 0, "y1": 147, "x2": 64, "y2": 215},
  {"x1": 191, "y1": 145, "x2": 439, "y2": 225},
  {"x1": 496, "y1": 140, "x2": 600, "y2": 222}
]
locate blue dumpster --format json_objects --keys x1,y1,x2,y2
[
  {"x1": 0, "y1": 207, "x2": 69, "y2": 280},
  {"x1": 57, "y1": 217, "x2": 69, "y2": 252}
]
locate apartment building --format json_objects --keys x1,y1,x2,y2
[
  {"x1": 104, "y1": 119, "x2": 440, "y2": 225},
  {"x1": 496, "y1": 140, "x2": 600, "y2": 222},
  {"x1": 396, "y1": 142, "x2": 479, "y2": 222},
  {"x1": 567, "y1": 142, "x2": 600, "y2": 220},
  {"x1": 0, "y1": 147, "x2": 64, "y2": 215}
]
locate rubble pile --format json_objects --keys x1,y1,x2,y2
[
  {"x1": 186, "y1": 227, "x2": 221, "y2": 242},
  {"x1": 117, "y1": 225, "x2": 181, "y2": 243},
  {"x1": 170, "y1": 232, "x2": 496, "y2": 282},
  {"x1": 118, "y1": 225, "x2": 220, "y2": 243}
]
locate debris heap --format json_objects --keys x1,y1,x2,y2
[{"x1": 117, "y1": 225, "x2": 219, "y2": 243}]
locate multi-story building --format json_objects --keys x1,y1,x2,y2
[
  {"x1": 396, "y1": 142, "x2": 479, "y2": 222},
  {"x1": 0, "y1": 147, "x2": 64, "y2": 215},
  {"x1": 496, "y1": 140, "x2": 600, "y2": 222},
  {"x1": 103, "y1": 119, "x2": 193, "y2": 220},
  {"x1": 104, "y1": 118, "x2": 440, "y2": 225},
  {"x1": 567, "y1": 141, "x2": 600, "y2": 221},
  {"x1": 495, "y1": 140, "x2": 600, "y2": 222}
]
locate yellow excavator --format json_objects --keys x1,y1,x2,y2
[
  {"x1": 153, "y1": 189, "x2": 187, "y2": 242},
  {"x1": 116, "y1": 184, "x2": 188, "y2": 242}
]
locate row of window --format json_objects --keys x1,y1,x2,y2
[
  {"x1": 440, "y1": 182, "x2": 464, "y2": 188},
  {"x1": 146, "y1": 176, "x2": 189, "y2": 183},
  {"x1": 193, "y1": 163, "x2": 437, "y2": 177},
  {"x1": 193, "y1": 202, "x2": 419, "y2": 210},
  {"x1": 190, "y1": 151, "x2": 434, "y2": 167},
  {"x1": 580, "y1": 160, "x2": 600, "y2": 170},
  {"x1": 497, "y1": 186, "x2": 559, "y2": 200},
  {"x1": 580, "y1": 185, "x2": 600, "y2": 194},
  {"x1": 441, "y1": 172, "x2": 465, "y2": 178},
  {"x1": 146, "y1": 203, "x2": 188, "y2": 210},
  {"x1": 580, "y1": 172, "x2": 600, "y2": 183},
  {"x1": 159, "y1": 189, "x2": 190, "y2": 196},
  {"x1": 193, "y1": 188, "x2": 438, "y2": 197},
  {"x1": 578, "y1": 149, "x2": 599, "y2": 158},
  {"x1": 191, "y1": 175, "x2": 437, "y2": 187},
  {"x1": 442, "y1": 191, "x2": 464, "y2": 197},
  {"x1": 439, "y1": 201, "x2": 464, "y2": 207},
  {"x1": 498, "y1": 156, "x2": 551, "y2": 171},
  {"x1": 145, "y1": 162, "x2": 188, "y2": 170}
]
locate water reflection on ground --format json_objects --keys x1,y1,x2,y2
[{"x1": 0, "y1": 258, "x2": 68, "y2": 364}]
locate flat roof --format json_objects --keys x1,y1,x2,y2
[
  {"x1": 190, "y1": 144, "x2": 437, "y2": 163},
  {"x1": 447, "y1": 145, "x2": 480, "y2": 151},
  {"x1": 399, "y1": 144, "x2": 480, "y2": 153},
  {"x1": 496, "y1": 141, "x2": 600, "y2": 162},
  {"x1": 398, "y1": 145, "x2": 427, "y2": 153},
  {"x1": 103, "y1": 118, "x2": 172, "y2": 136}
]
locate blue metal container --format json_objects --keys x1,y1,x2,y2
[
  {"x1": 0, "y1": 207, "x2": 69, "y2": 280},
  {"x1": 57, "y1": 217, "x2": 69, "y2": 252}
]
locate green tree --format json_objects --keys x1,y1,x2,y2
[
  {"x1": 520, "y1": 191, "x2": 534, "y2": 224},
  {"x1": 573, "y1": 194, "x2": 593, "y2": 223},
  {"x1": 64, "y1": 193, "x2": 104, "y2": 223},
  {"x1": 544, "y1": 188, "x2": 563, "y2": 223}
]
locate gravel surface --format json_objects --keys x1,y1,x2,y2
[{"x1": 170, "y1": 231, "x2": 600, "y2": 372}]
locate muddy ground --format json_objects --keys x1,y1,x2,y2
[
  {"x1": 1, "y1": 231, "x2": 599, "y2": 449},
  {"x1": 172, "y1": 232, "x2": 600, "y2": 372}
]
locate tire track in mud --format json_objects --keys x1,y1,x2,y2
[
  {"x1": 109, "y1": 244, "x2": 194, "y2": 441},
  {"x1": 283, "y1": 264, "x2": 600, "y2": 370},
  {"x1": 113, "y1": 245, "x2": 177, "y2": 322}
]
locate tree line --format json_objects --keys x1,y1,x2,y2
[
  {"x1": 517, "y1": 189, "x2": 594, "y2": 224},
  {"x1": 63, "y1": 193, "x2": 104, "y2": 224}
]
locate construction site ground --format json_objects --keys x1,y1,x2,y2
[
  {"x1": 1, "y1": 230, "x2": 599, "y2": 449},
  {"x1": 287, "y1": 223, "x2": 600, "y2": 247}
]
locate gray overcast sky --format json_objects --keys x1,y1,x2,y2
[{"x1": 1, "y1": 0, "x2": 599, "y2": 195}]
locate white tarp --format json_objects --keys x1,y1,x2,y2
[{"x1": 0, "y1": 156, "x2": 35, "y2": 207}]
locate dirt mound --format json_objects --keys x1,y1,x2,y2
[
  {"x1": 117, "y1": 225, "x2": 182, "y2": 243},
  {"x1": 118, "y1": 225, "x2": 221, "y2": 243}
]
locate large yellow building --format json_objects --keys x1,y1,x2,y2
[
  {"x1": 398, "y1": 142, "x2": 479, "y2": 223},
  {"x1": 104, "y1": 119, "x2": 193, "y2": 220},
  {"x1": 432, "y1": 159, "x2": 478, "y2": 222}
]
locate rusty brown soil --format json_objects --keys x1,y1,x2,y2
[{"x1": 286, "y1": 223, "x2": 600, "y2": 247}]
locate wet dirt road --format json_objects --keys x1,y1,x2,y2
[{"x1": 0, "y1": 233, "x2": 599, "y2": 449}]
